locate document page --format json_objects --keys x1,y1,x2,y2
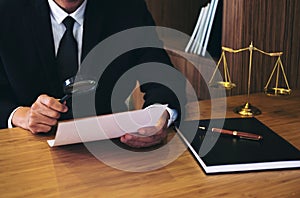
[{"x1": 47, "y1": 105, "x2": 167, "y2": 147}]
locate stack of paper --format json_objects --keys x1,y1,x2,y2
[
  {"x1": 47, "y1": 105, "x2": 167, "y2": 147},
  {"x1": 185, "y1": 0, "x2": 219, "y2": 56}
]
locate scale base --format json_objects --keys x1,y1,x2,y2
[{"x1": 233, "y1": 102, "x2": 261, "y2": 116}]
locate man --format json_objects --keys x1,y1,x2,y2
[{"x1": 0, "y1": 0, "x2": 183, "y2": 148}]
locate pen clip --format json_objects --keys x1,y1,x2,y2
[{"x1": 198, "y1": 126, "x2": 206, "y2": 131}]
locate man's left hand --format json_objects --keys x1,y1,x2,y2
[{"x1": 120, "y1": 110, "x2": 169, "y2": 148}]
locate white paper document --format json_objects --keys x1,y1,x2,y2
[{"x1": 47, "y1": 105, "x2": 167, "y2": 147}]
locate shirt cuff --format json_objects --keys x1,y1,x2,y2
[
  {"x1": 146, "y1": 104, "x2": 178, "y2": 127},
  {"x1": 165, "y1": 106, "x2": 178, "y2": 127},
  {"x1": 8, "y1": 107, "x2": 21, "y2": 128}
]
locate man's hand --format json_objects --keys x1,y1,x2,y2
[
  {"x1": 12, "y1": 94, "x2": 68, "y2": 134},
  {"x1": 120, "y1": 110, "x2": 170, "y2": 148}
]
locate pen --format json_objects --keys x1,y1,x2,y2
[{"x1": 198, "y1": 126, "x2": 263, "y2": 141}]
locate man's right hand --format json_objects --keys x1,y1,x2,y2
[{"x1": 12, "y1": 94, "x2": 68, "y2": 134}]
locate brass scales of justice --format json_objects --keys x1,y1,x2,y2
[{"x1": 209, "y1": 42, "x2": 292, "y2": 116}]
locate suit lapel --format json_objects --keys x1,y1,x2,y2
[
  {"x1": 81, "y1": 0, "x2": 105, "y2": 62},
  {"x1": 23, "y1": 0, "x2": 60, "y2": 95}
]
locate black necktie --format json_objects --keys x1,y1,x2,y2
[{"x1": 56, "y1": 16, "x2": 79, "y2": 84}]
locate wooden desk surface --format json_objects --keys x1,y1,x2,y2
[{"x1": 1, "y1": 91, "x2": 300, "y2": 197}]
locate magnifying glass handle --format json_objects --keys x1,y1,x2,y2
[{"x1": 59, "y1": 94, "x2": 71, "y2": 103}]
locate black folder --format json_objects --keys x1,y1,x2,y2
[{"x1": 176, "y1": 117, "x2": 300, "y2": 174}]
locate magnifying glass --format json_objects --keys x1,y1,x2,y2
[{"x1": 59, "y1": 76, "x2": 97, "y2": 103}]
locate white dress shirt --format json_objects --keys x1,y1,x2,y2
[{"x1": 48, "y1": 0, "x2": 87, "y2": 64}]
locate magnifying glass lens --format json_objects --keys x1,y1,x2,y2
[
  {"x1": 59, "y1": 77, "x2": 97, "y2": 103},
  {"x1": 64, "y1": 80, "x2": 96, "y2": 94}
]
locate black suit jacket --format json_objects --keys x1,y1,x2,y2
[{"x1": 0, "y1": 0, "x2": 184, "y2": 128}]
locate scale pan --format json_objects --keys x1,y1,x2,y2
[
  {"x1": 264, "y1": 88, "x2": 291, "y2": 96},
  {"x1": 209, "y1": 81, "x2": 236, "y2": 90}
]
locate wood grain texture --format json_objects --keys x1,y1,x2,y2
[
  {"x1": 1, "y1": 91, "x2": 300, "y2": 197},
  {"x1": 222, "y1": 0, "x2": 300, "y2": 96}
]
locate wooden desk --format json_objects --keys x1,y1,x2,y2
[{"x1": 1, "y1": 91, "x2": 300, "y2": 197}]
